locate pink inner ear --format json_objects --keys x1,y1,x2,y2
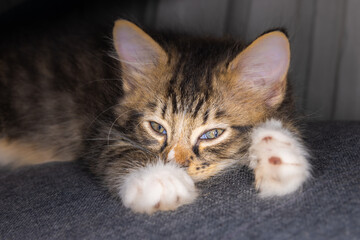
[
  {"x1": 112, "y1": 20, "x2": 167, "y2": 93},
  {"x1": 114, "y1": 26, "x2": 151, "y2": 64},
  {"x1": 115, "y1": 27, "x2": 139, "y2": 63},
  {"x1": 239, "y1": 32, "x2": 290, "y2": 87},
  {"x1": 113, "y1": 22, "x2": 165, "y2": 68}
]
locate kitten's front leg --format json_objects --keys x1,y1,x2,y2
[
  {"x1": 248, "y1": 119, "x2": 311, "y2": 197},
  {"x1": 101, "y1": 150, "x2": 197, "y2": 214}
]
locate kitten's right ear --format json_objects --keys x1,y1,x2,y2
[
  {"x1": 228, "y1": 31, "x2": 290, "y2": 108},
  {"x1": 113, "y1": 20, "x2": 167, "y2": 74}
]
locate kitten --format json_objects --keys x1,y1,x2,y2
[{"x1": 0, "y1": 20, "x2": 310, "y2": 214}]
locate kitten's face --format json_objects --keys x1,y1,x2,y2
[
  {"x1": 118, "y1": 66, "x2": 258, "y2": 181},
  {"x1": 112, "y1": 20, "x2": 290, "y2": 181}
]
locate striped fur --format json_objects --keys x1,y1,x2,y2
[{"x1": 0, "y1": 20, "x2": 305, "y2": 213}]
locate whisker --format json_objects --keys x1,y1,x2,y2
[
  {"x1": 81, "y1": 78, "x2": 123, "y2": 87},
  {"x1": 87, "y1": 51, "x2": 121, "y2": 73},
  {"x1": 84, "y1": 138, "x2": 123, "y2": 141},
  {"x1": 87, "y1": 103, "x2": 124, "y2": 129},
  {"x1": 107, "y1": 114, "x2": 128, "y2": 146},
  {"x1": 106, "y1": 113, "x2": 150, "y2": 155},
  {"x1": 108, "y1": 52, "x2": 154, "y2": 66}
]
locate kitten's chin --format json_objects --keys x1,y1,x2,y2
[{"x1": 118, "y1": 161, "x2": 197, "y2": 214}]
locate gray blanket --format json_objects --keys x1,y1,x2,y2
[{"x1": 1, "y1": 122, "x2": 359, "y2": 239}]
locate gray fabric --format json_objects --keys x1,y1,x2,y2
[{"x1": 0, "y1": 122, "x2": 359, "y2": 240}]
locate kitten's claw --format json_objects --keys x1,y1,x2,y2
[
  {"x1": 249, "y1": 119, "x2": 310, "y2": 197},
  {"x1": 119, "y1": 161, "x2": 197, "y2": 214}
]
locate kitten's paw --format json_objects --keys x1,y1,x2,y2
[
  {"x1": 120, "y1": 161, "x2": 197, "y2": 214},
  {"x1": 249, "y1": 119, "x2": 310, "y2": 197}
]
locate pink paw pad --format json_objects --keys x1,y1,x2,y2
[
  {"x1": 268, "y1": 156, "x2": 282, "y2": 165},
  {"x1": 262, "y1": 136, "x2": 273, "y2": 142}
]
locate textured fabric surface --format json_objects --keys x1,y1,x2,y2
[{"x1": 0, "y1": 122, "x2": 359, "y2": 240}]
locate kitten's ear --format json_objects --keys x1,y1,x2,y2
[
  {"x1": 229, "y1": 31, "x2": 290, "y2": 108},
  {"x1": 113, "y1": 20, "x2": 167, "y2": 72}
]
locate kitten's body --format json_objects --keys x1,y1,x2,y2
[
  {"x1": 0, "y1": 20, "x2": 310, "y2": 214},
  {"x1": 0, "y1": 28, "x2": 120, "y2": 165}
]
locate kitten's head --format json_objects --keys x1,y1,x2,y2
[{"x1": 112, "y1": 20, "x2": 290, "y2": 181}]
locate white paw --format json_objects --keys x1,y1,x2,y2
[
  {"x1": 249, "y1": 119, "x2": 310, "y2": 197},
  {"x1": 119, "y1": 161, "x2": 197, "y2": 214}
]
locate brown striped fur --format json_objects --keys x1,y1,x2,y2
[{"x1": 0, "y1": 20, "x2": 300, "y2": 197}]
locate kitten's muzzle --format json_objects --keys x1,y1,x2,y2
[{"x1": 166, "y1": 145, "x2": 193, "y2": 168}]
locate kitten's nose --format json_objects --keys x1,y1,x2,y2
[{"x1": 169, "y1": 144, "x2": 192, "y2": 167}]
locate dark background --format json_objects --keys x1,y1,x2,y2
[{"x1": 1, "y1": 0, "x2": 359, "y2": 121}]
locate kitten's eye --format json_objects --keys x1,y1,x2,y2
[
  {"x1": 200, "y1": 129, "x2": 225, "y2": 140},
  {"x1": 150, "y1": 121, "x2": 167, "y2": 135}
]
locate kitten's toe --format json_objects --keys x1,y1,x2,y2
[
  {"x1": 119, "y1": 161, "x2": 197, "y2": 214},
  {"x1": 249, "y1": 120, "x2": 310, "y2": 197}
]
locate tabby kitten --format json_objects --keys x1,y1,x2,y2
[{"x1": 0, "y1": 20, "x2": 310, "y2": 214}]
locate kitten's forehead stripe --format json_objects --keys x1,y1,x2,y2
[
  {"x1": 180, "y1": 60, "x2": 201, "y2": 103},
  {"x1": 171, "y1": 93, "x2": 178, "y2": 114},
  {"x1": 146, "y1": 102, "x2": 157, "y2": 111},
  {"x1": 163, "y1": 39, "x2": 224, "y2": 115},
  {"x1": 167, "y1": 60, "x2": 181, "y2": 97},
  {"x1": 215, "y1": 110, "x2": 226, "y2": 119},
  {"x1": 203, "y1": 109, "x2": 209, "y2": 124},
  {"x1": 192, "y1": 98, "x2": 204, "y2": 118},
  {"x1": 178, "y1": 62, "x2": 213, "y2": 110},
  {"x1": 161, "y1": 103, "x2": 167, "y2": 119}
]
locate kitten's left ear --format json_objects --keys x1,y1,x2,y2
[
  {"x1": 113, "y1": 20, "x2": 167, "y2": 72},
  {"x1": 229, "y1": 31, "x2": 290, "y2": 108}
]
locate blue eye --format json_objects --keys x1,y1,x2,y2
[
  {"x1": 200, "y1": 129, "x2": 225, "y2": 140},
  {"x1": 150, "y1": 121, "x2": 167, "y2": 135}
]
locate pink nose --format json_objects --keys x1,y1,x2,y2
[{"x1": 174, "y1": 145, "x2": 192, "y2": 167}]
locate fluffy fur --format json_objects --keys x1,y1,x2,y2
[
  {"x1": 0, "y1": 20, "x2": 310, "y2": 214},
  {"x1": 120, "y1": 161, "x2": 197, "y2": 214},
  {"x1": 249, "y1": 119, "x2": 310, "y2": 197}
]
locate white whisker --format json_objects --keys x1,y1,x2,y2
[{"x1": 87, "y1": 103, "x2": 123, "y2": 129}]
